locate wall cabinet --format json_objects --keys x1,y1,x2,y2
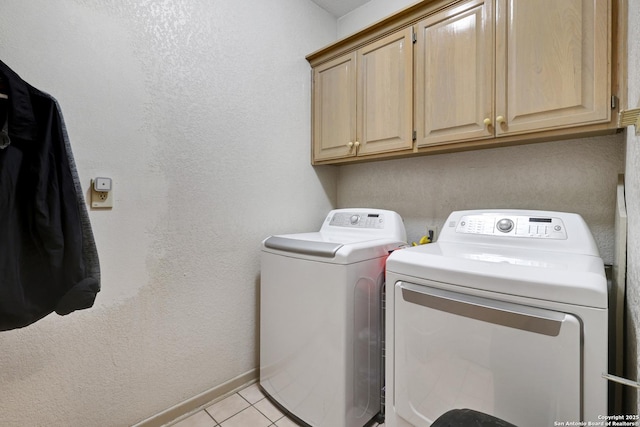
[
  {"x1": 415, "y1": 0, "x2": 494, "y2": 147},
  {"x1": 416, "y1": 0, "x2": 610, "y2": 148},
  {"x1": 307, "y1": 0, "x2": 621, "y2": 165},
  {"x1": 495, "y1": 0, "x2": 610, "y2": 136},
  {"x1": 312, "y1": 28, "x2": 413, "y2": 162},
  {"x1": 312, "y1": 53, "x2": 356, "y2": 161}
]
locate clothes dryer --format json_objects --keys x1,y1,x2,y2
[
  {"x1": 385, "y1": 210, "x2": 608, "y2": 427},
  {"x1": 260, "y1": 208, "x2": 407, "y2": 427}
]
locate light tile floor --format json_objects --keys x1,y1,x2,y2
[{"x1": 170, "y1": 382, "x2": 385, "y2": 427}]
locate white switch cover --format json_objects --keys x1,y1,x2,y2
[{"x1": 91, "y1": 178, "x2": 113, "y2": 208}]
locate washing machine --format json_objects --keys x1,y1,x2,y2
[
  {"x1": 385, "y1": 209, "x2": 608, "y2": 427},
  {"x1": 260, "y1": 208, "x2": 407, "y2": 427}
]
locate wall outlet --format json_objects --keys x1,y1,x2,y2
[{"x1": 91, "y1": 178, "x2": 113, "y2": 208}]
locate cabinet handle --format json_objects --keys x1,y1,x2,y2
[
  {"x1": 347, "y1": 141, "x2": 354, "y2": 148},
  {"x1": 496, "y1": 115, "x2": 506, "y2": 124},
  {"x1": 354, "y1": 141, "x2": 360, "y2": 148},
  {"x1": 483, "y1": 118, "x2": 492, "y2": 126}
]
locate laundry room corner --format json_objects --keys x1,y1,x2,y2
[
  {"x1": 2, "y1": 0, "x2": 640, "y2": 424},
  {"x1": 333, "y1": 0, "x2": 624, "y2": 266},
  {"x1": 333, "y1": 0, "x2": 633, "y2": 417},
  {"x1": 623, "y1": 0, "x2": 640, "y2": 414}
]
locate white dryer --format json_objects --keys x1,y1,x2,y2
[
  {"x1": 385, "y1": 210, "x2": 608, "y2": 427},
  {"x1": 260, "y1": 208, "x2": 407, "y2": 427}
]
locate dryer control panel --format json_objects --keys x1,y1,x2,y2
[
  {"x1": 440, "y1": 209, "x2": 599, "y2": 257},
  {"x1": 455, "y1": 213, "x2": 568, "y2": 239}
]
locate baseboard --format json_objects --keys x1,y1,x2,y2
[{"x1": 132, "y1": 368, "x2": 258, "y2": 427}]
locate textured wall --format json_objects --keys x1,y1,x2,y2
[
  {"x1": 0, "y1": 1, "x2": 337, "y2": 426},
  {"x1": 338, "y1": 136, "x2": 623, "y2": 262},
  {"x1": 337, "y1": 0, "x2": 419, "y2": 38},
  {"x1": 624, "y1": 0, "x2": 640, "y2": 414}
]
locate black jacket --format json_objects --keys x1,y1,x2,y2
[{"x1": 0, "y1": 60, "x2": 100, "y2": 330}]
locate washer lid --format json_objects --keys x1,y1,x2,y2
[
  {"x1": 264, "y1": 235, "x2": 343, "y2": 258},
  {"x1": 262, "y1": 232, "x2": 405, "y2": 264},
  {"x1": 386, "y1": 242, "x2": 607, "y2": 308},
  {"x1": 261, "y1": 208, "x2": 407, "y2": 264}
]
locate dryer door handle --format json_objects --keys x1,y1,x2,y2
[{"x1": 399, "y1": 282, "x2": 567, "y2": 337}]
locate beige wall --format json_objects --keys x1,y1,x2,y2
[
  {"x1": 0, "y1": 1, "x2": 338, "y2": 425},
  {"x1": 337, "y1": 136, "x2": 623, "y2": 262}
]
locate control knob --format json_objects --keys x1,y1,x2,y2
[
  {"x1": 350, "y1": 214, "x2": 360, "y2": 225},
  {"x1": 496, "y1": 218, "x2": 514, "y2": 233}
]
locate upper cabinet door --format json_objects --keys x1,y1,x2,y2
[
  {"x1": 495, "y1": 0, "x2": 610, "y2": 136},
  {"x1": 357, "y1": 27, "x2": 414, "y2": 156},
  {"x1": 312, "y1": 52, "x2": 357, "y2": 161},
  {"x1": 415, "y1": 0, "x2": 494, "y2": 147}
]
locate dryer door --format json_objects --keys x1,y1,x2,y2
[{"x1": 393, "y1": 281, "x2": 581, "y2": 426}]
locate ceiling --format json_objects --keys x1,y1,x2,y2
[{"x1": 311, "y1": 0, "x2": 371, "y2": 17}]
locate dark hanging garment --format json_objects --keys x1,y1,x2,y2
[{"x1": 0, "y1": 60, "x2": 100, "y2": 330}]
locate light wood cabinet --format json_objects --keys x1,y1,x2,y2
[
  {"x1": 311, "y1": 28, "x2": 413, "y2": 163},
  {"x1": 415, "y1": 0, "x2": 494, "y2": 147},
  {"x1": 312, "y1": 53, "x2": 357, "y2": 161},
  {"x1": 495, "y1": 0, "x2": 610, "y2": 136},
  {"x1": 307, "y1": 0, "x2": 622, "y2": 164},
  {"x1": 416, "y1": 0, "x2": 610, "y2": 148}
]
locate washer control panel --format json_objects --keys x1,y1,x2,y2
[
  {"x1": 329, "y1": 211, "x2": 385, "y2": 229},
  {"x1": 455, "y1": 214, "x2": 567, "y2": 239}
]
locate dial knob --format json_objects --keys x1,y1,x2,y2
[
  {"x1": 496, "y1": 218, "x2": 514, "y2": 233},
  {"x1": 350, "y1": 215, "x2": 360, "y2": 225}
]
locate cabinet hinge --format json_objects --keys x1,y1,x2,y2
[
  {"x1": 412, "y1": 130, "x2": 417, "y2": 140},
  {"x1": 612, "y1": 95, "x2": 618, "y2": 110}
]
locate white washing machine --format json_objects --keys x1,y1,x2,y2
[
  {"x1": 260, "y1": 208, "x2": 407, "y2": 427},
  {"x1": 385, "y1": 210, "x2": 608, "y2": 427}
]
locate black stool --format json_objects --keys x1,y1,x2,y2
[{"x1": 431, "y1": 409, "x2": 517, "y2": 427}]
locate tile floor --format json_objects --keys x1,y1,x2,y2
[{"x1": 170, "y1": 382, "x2": 385, "y2": 427}]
